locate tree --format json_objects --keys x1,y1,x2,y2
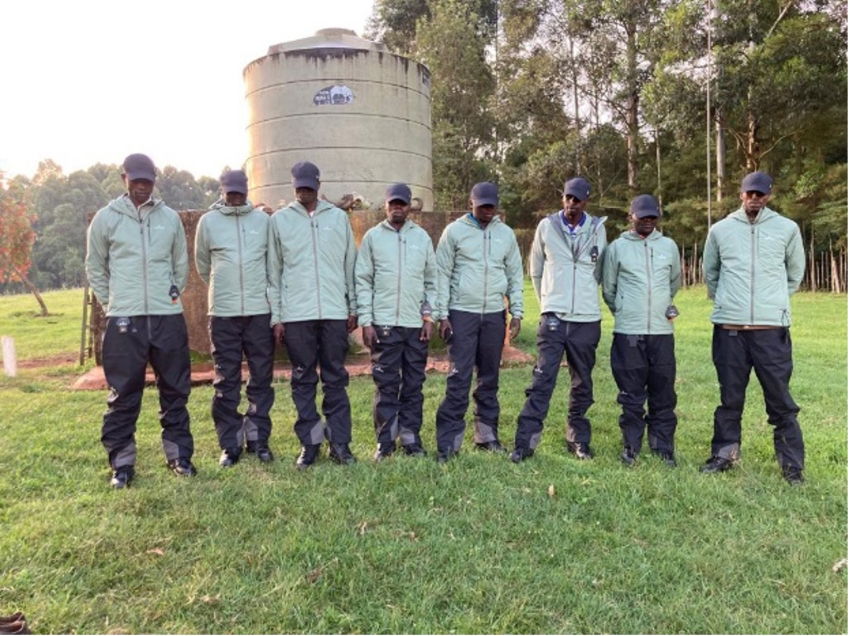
[
  {"x1": 0, "y1": 176, "x2": 48, "y2": 315},
  {"x1": 416, "y1": 0, "x2": 498, "y2": 209}
]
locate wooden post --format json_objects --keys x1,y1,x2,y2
[{"x1": 1, "y1": 336, "x2": 16, "y2": 377}]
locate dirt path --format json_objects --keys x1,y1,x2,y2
[{"x1": 70, "y1": 346, "x2": 534, "y2": 390}]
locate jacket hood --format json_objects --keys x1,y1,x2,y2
[
  {"x1": 209, "y1": 200, "x2": 256, "y2": 216},
  {"x1": 286, "y1": 199, "x2": 338, "y2": 216},
  {"x1": 728, "y1": 206, "x2": 778, "y2": 225},
  {"x1": 379, "y1": 219, "x2": 417, "y2": 233},
  {"x1": 107, "y1": 194, "x2": 164, "y2": 218},
  {"x1": 459, "y1": 213, "x2": 503, "y2": 230},
  {"x1": 619, "y1": 228, "x2": 664, "y2": 242}
]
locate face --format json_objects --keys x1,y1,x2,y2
[
  {"x1": 295, "y1": 187, "x2": 318, "y2": 207},
  {"x1": 740, "y1": 190, "x2": 770, "y2": 215},
  {"x1": 631, "y1": 214, "x2": 658, "y2": 237},
  {"x1": 225, "y1": 191, "x2": 246, "y2": 206},
  {"x1": 563, "y1": 195, "x2": 588, "y2": 217},
  {"x1": 473, "y1": 204, "x2": 496, "y2": 224},
  {"x1": 385, "y1": 199, "x2": 410, "y2": 225},
  {"x1": 125, "y1": 177, "x2": 154, "y2": 206}
]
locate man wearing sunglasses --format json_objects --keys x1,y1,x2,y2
[{"x1": 701, "y1": 171, "x2": 806, "y2": 484}]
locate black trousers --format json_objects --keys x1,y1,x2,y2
[
  {"x1": 101, "y1": 314, "x2": 193, "y2": 469},
  {"x1": 514, "y1": 317, "x2": 600, "y2": 450},
  {"x1": 209, "y1": 314, "x2": 275, "y2": 452},
  {"x1": 283, "y1": 320, "x2": 351, "y2": 445},
  {"x1": 370, "y1": 326, "x2": 428, "y2": 446},
  {"x1": 610, "y1": 333, "x2": 677, "y2": 453},
  {"x1": 711, "y1": 325, "x2": 804, "y2": 470},
  {"x1": 435, "y1": 310, "x2": 506, "y2": 452}
]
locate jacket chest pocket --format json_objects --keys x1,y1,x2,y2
[{"x1": 145, "y1": 221, "x2": 173, "y2": 261}]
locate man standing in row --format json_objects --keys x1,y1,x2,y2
[
  {"x1": 195, "y1": 169, "x2": 275, "y2": 468},
  {"x1": 86, "y1": 153, "x2": 195, "y2": 488},
  {"x1": 511, "y1": 177, "x2": 607, "y2": 463},
  {"x1": 267, "y1": 161, "x2": 358, "y2": 469},
  {"x1": 601, "y1": 195, "x2": 681, "y2": 467},
  {"x1": 355, "y1": 183, "x2": 437, "y2": 460},
  {"x1": 701, "y1": 171, "x2": 806, "y2": 484},
  {"x1": 434, "y1": 182, "x2": 524, "y2": 462}
]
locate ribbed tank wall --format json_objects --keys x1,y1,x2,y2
[{"x1": 243, "y1": 38, "x2": 432, "y2": 212}]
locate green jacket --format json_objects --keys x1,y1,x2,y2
[
  {"x1": 529, "y1": 211, "x2": 607, "y2": 322},
  {"x1": 355, "y1": 219, "x2": 437, "y2": 328},
  {"x1": 267, "y1": 200, "x2": 356, "y2": 324},
  {"x1": 194, "y1": 201, "x2": 271, "y2": 317},
  {"x1": 85, "y1": 194, "x2": 188, "y2": 316},
  {"x1": 602, "y1": 229, "x2": 681, "y2": 335},
  {"x1": 703, "y1": 206, "x2": 805, "y2": 327},
  {"x1": 435, "y1": 213, "x2": 524, "y2": 319}
]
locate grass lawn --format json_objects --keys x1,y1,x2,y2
[{"x1": 0, "y1": 285, "x2": 846, "y2": 634}]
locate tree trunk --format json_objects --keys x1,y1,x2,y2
[
  {"x1": 746, "y1": 109, "x2": 760, "y2": 171},
  {"x1": 569, "y1": 36, "x2": 582, "y2": 173},
  {"x1": 625, "y1": 23, "x2": 639, "y2": 192},
  {"x1": 715, "y1": 108, "x2": 726, "y2": 200},
  {"x1": 11, "y1": 263, "x2": 49, "y2": 316},
  {"x1": 656, "y1": 128, "x2": 662, "y2": 207}
]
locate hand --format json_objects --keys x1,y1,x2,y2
[
  {"x1": 361, "y1": 325, "x2": 377, "y2": 350},
  {"x1": 439, "y1": 318, "x2": 453, "y2": 342},
  {"x1": 346, "y1": 314, "x2": 358, "y2": 333},
  {"x1": 272, "y1": 322, "x2": 285, "y2": 345},
  {"x1": 509, "y1": 317, "x2": 522, "y2": 341},
  {"x1": 419, "y1": 320, "x2": 434, "y2": 342}
]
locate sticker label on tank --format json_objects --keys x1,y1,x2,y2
[{"x1": 313, "y1": 84, "x2": 354, "y2": 105}]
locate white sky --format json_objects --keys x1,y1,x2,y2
[{"x1": 0, "y1": 0, "x2": 376, "y2": 180}]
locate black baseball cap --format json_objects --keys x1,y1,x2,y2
[
  {"x1": 122, "y1": 153, "x2": 156, "y2": 182},
  {"x1": 291, "y1": 161, "x2": 320, "y2": 190},
  {"x1": 220, "y1": 169, "x2": 248, "y2": 195},
  {"x1": 470, "y1": 182, "x2": 499, "y2": 207},
  {"x1": 385, "y1": 183, "x2": 412, "y2": 204},
  {"x1": 563, "y1": 177, "x2": 591, "y2": 201},
  {"x1": 630, "y1": 194, "x2": 661, "y2": 218},
  {"x1": 740, "y1": 171, "x2": 773, "y2": 195}
]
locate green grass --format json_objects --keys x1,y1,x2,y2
[
  {"x1": 0, "y1": 288, "x2": 86, "y2": 361},
  {"x1": 0, "y1": 286, "x2": 846, "y2": 634}
]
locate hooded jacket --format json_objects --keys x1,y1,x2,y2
[
  {"x1": 434, "y1": 213, "x2": 524, "y2": 319},
  {"x1": 355, "y1": 219, "x2": 437, "y2": 328},
  {"x1": 529, "y1": 211, "x2": 607, "y2": 322},
  {"x1": 194, "y1": 200, "x2": 271, "y2": 317},
  {"x1": 85, "y1": 194, "x2": 188, "y2": 316},
  {"x1": 602, "y1": 229, "x2": 681, "y2": 335},
  {"x1": 267, "y1": 199, "x2": 356, "y2": 324},
  {"x1": 703, "y1": 206, "x2": 805, "y2": 327}
]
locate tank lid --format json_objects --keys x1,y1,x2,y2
[{"x1": 267, "y1": 28, "x2": 385, "y2": 55}]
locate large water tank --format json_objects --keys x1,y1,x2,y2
[{"x1": 243, "y1": 28, "x2": 433, "y2": 212}]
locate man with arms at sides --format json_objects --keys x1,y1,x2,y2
[
  {"x1": 195, "y1": 169, "x2": 275, "y2": 468},
  {"x1": 85, "y1": 153, "x2": 195, "y2": 488},
  {"x1": 267, "y1": 161, "x2": 358, "y2": 469},
  {"x1": 434, "y1": 181, "x2": 524, "y2": 463},
  {"x1": 510, "y1": 177, "x2": 607, "y2": 463},
  {"x1": 355, "y1": 183, "x2": 437, "y2": 461},
  {"x1": 601, "y1": 195, "x2": 681, "y2": 467},
  {"x1": 700, "y1": 171, "x2": 806, "y2": 484}
]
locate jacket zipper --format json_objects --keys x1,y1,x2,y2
[
  {"x1": 139, "y1": 207, "x2": 152, "y2": 339},
  {"x1": 482, "y1": 230, "x2": 490, "y2": 313},
  {"x1": 139, "y1": 207, "x2": 151, "y2": 316},
  {"x1": 395, "y1": 229, "x2": 403, "y2": 325},
  {"x1": 310, "y1": 215, "x2": 322, "y2": 319},
  {"x1": 750, "y1": 225, "x2": 756, "y2": 324},
  {"x1": 236, "y1": 212, "x2": 245, "y2": 315},
  {"x1": 645, "y1": 241, "x2": 652, "y2": 333}
]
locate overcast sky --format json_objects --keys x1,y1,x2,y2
[{"x1": 1, "y1": 0, "x2": 376, "y2": 180}]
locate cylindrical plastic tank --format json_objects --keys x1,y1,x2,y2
[{"x1": 243, "y1": 28, "x2": 433, "y2": 212}]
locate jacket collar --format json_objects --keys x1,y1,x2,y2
[{"x1": 729, "y1": 206, "x2": 778, "y2": 225}]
